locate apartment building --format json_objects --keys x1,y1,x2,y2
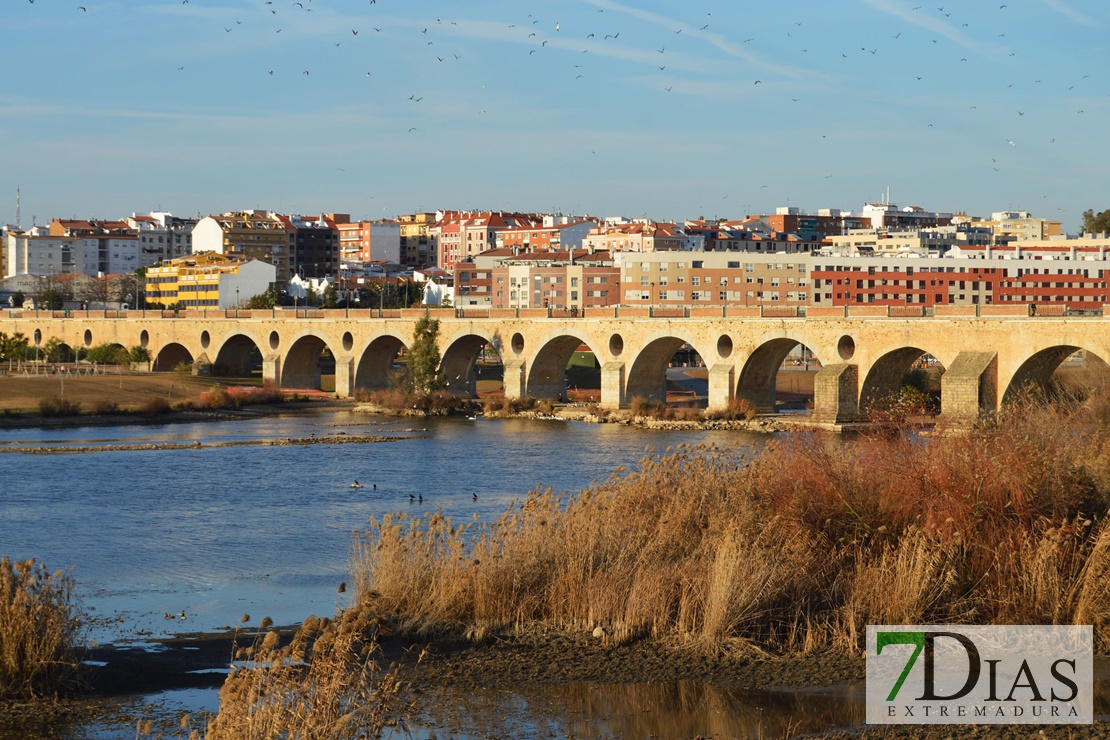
[
  {"x1": 397, "y1": 212, "x2": 438, "y2": 267},
  {"x1": 191, "y1": 211, "x2": 291, "y2": 283},
  {"x1": 127, "y1": 212, "x2": 197, "y2": 263},
  {"x1": 583, "y1": 222, "x2": 704, "y2": 253},
  {"x1": 684, "y1": 222, "x2": 818, "y2": 254},
  {"x1": 825, "y1": 225, "x2": 997, "y2": 257},
  {"x1": 145, "y1": 252, "x2": 276, "y2": 309},
  {"x1": 494, "y1": 218, "x2": 595, "y2": 253},
  {"x1": 967, "y1": 211, "x2": 1064, "y2": 242},
  {"x1": 435, "y1": 211, "x2": 542, "y2": 271},
  {"x1": 492, "y1": 250, "x2": 618, "y2": 311},
  {"x1": 616, "y1": 251, "x2": 809, "y2": 307},
  {"x1": 811, "y1": 237, "x2": 1110, "y2": 307},
  {"x1": 333, "y1": 215, "x2": 401, "y2": 266}
]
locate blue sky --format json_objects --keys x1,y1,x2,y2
[{"x1": 1, "y1": 0, "x2": 1107, "y2": 231}]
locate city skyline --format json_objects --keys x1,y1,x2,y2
[{"x1": 2, "y1": 0, "x2": 1107, "y2": 232}]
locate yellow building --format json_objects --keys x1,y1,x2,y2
[
  {"x1": 145, "y1": 252, "x2": 276, "y2": 309},
  {"x1": 969, "y1": 211, "x2": 1063, "y2": 241}
]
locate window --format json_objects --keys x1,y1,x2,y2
[
  {"x1": 658, "y1": 290, "x2": 668, "y2": 300},
  {"x1": 692, "y1": 276, "x2": 701, "y2": 286},
  {"x1": 692, "y1": 260, "x2": 703, "y2": 268},
  {"x1": 659, "y1": 263, "x2": 668, "y2": 272},
  {"x1": 728, "y1": 261, "x2": 740, "y2": 269},
  {"x1": 570, "y1": 277, "x2": 578, "y2": 287}
]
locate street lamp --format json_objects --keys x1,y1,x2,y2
[{"x1": 235, "y1": 286, "x2": 240, "y2": 318}]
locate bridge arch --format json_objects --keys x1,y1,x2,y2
[
  {"x1": 212, "y1": 333, "x2": 265, "y2": 379},
  {"x1": 737, "y1": 332, "x2": 821, "y2": 413},
  {"x1": 440, "y1": 329, "x2": 502, "y2": 397},
  {"x1": 625, "y1": 332, "x2": 713, "y2": 406},
  {"x1": 1002, "y1": 345, "x2": 1110, "y2": 405},
  {"x1": 860, "y1": 345, "x2": 946, "y2": 413},
  {"x1": 354, "y1": 331, "x2": 410, "y2": 391},
  {"x1": 526, "y1": 331, "x2": 602, "y2": 401},
  {"x1": 281, "y1": 332, "x2": 336, "y2": 391},
  {"x1": 152, "y1": 342, "x2": 193, "y2": 372}
]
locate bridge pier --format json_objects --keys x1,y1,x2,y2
[
  {"x1": 600, "y1": 361, "x2": 625, "y2": 410},
  {"x1": 940, "y1": 351, "x2": 998, "y2": 425},
  {"x1": 812, "y1": 364, "x2": 859, "y2": 424},
  {"x1": 503, "y1": 359, "x2": 525, "y2": 400},
  {"x1": 262, "y1": 353, "x2": 281, "y2": 389},
  {"x1": 707, "y1": 364, "x2": 736, "y2": 412},
  {"x1": 335, "y1": 356, "x2": 354, "y2": 398}
]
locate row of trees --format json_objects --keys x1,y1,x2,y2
[
  {"x1": 32, "y1": 272, "x2": 144, "y2": 310},
  {"x1": 0, "y1": 332, "x2": 149, "y2": 368},
  {"x1": 244, "y1": 281, "x2": 427, "y2": 311}
]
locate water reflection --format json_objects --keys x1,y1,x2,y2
[{"x1": 402, "y1": 681, "x2": 864, "y2": 739}]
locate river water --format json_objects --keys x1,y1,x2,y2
[{"x1": 0, "y1": 411, "x2": 867, "y2": 737}]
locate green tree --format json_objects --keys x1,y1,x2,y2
[
  {"x1": 1083, "y1": 209, "x2": 1110, "y2": 234},
  {"x1": 10, "y1": 291, "x2": 24, "y2": 308},
  {"x1": 403, "y1": 311, "x2": 446, "y2": 394},
  {"x1": 0, "y1": 332, "x2": 30, "y2": 370},
  {"x1": 247, "y1": 288, "x2": 277, "y2": 310},
  {"x1": 85, "y1": 343, "x2": 131, "y2": 365},
  {"x1": 129, "y1": 345, "x2": 151, "y2": 366},
  {"x1": 43, "y1": 337, "x2": 69, "y2": 363},
  {"x1": 39, "y1": 287, "x2": 65, "y2": 311},
  {"x1": 321, "y1": 283, "x2": 339, "y2": 309}
]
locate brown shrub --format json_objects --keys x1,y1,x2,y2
[
  {"x1": 198, "y1": 387, "x2": 232, "y2": 409},
  {"x1": 0, "y1": 558, "x2": 82, "y2": 699},
  {"x1": 38, "y1": 397, "x2": 82, "y2": 417},
  {"x1": 91, "y1": 399, "x2": 120, "y2": 415},
  {"x1": 705, "y1": 397, "x2": 757, "y2": 421},
  {"x1": 139, "y1": 396, "x2": 171, "y2": 415}
]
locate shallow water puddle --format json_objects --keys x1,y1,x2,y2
[{"x1": 394, "y1": 680, "x2": 865, "y2": 739}]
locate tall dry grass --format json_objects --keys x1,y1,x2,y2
[
  {"x1": 203, "y1": 612, "x2": 409, "y2": 739},
  {"x1": 0, "y1": 557, "x2": 82, "y2": 698},
  {"x1": 353, "y1": 391, "x2": 1110, "y2": 652}
]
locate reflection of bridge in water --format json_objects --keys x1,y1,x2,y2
[{"x1": 3, "y1": 305, "x2": 1109, "y2": 425}]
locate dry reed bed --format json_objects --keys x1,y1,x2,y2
[
  {"x1": 353, "y1": 396, "x2": 1110, "y2": 653},
  {"x1": 0, "y1": 557, "x2": 81, "y2": 699},
  {"x1": 202, "y1": 612, "x2": 409, "y2": 739}
]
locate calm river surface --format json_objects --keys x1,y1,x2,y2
[{"x1": 0, "y1": 411, "x2": 869, "y2": 737}]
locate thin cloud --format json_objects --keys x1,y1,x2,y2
[
  {"x1": 1040, "y1": 0, "x2": 1101, "y2": 27},
  {"x1": 857, "y1": 0, "x2": 1008, "y2": 56},
  {"x1": 581, "y1": 0, "x2": 821, "y2": 80},
  {"x1": 0, "y1": 103, "x2": 250, "y2": 122}
]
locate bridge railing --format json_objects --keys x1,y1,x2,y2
[{"x1": 5, "y1": 303, "x2": 1103, "y2": 321}]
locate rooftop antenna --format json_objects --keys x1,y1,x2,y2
[{"x1": 15, "y1": 187, "x2": 20, "y2": 230}]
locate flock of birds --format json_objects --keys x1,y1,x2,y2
[
  {"x1": 347, "y1": 478, "x2": 480, "y2": 506},
  {"x1": 24, "y1": 0, "x2": 1104, "y2": 203}
]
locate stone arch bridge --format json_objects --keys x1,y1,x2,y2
[{"x1": 3, "y1": 306, "x2": 1107, "y2": 425}]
